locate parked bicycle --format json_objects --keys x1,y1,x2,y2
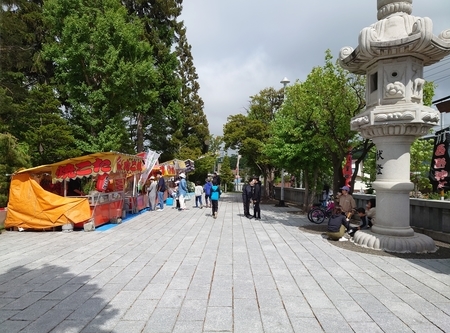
[{"x1": 307, "y1": 196, "x2": 335, "y2": 224}]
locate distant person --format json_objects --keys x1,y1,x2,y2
[
  {"x1": 366, "y1": 198, "x2": 376, "y2": 227},
  {"x1": 327, "y1": 207, "x2": 350, "y2": 241},
  {"x1": 336, "y1": 185, "x2": 356, "y2": 220},
  {"x1": 252, "y1": 176, "x2": 261, "y2": 220},
  {"x1": 357, "y1": 207, "x2": 370, "y2": 229},
  {"x1": 210, "y1": 180, "x2": 221, "y2": 219},
  {"x1": 178, "y1": 173, "x2": 188, "y2": 211},
  {"x1": 67, "y1": 178, "x2": 84, "y2": 196},
  {"x1": 194, "y1": 181, "x2": 204, "y2": 208},
  {"x1": 156, "y1": 171, "x2": 166, "y2": 211},
  {"x1": 290, "y1": 175, "x2": 296, "y2": 188},
  {"x1": 147, "y1": 176, "x2": 157, "y2": 211},
  {"x1": 174, "y1": 180, "x2": 180, "y2": 209},
  {"x1": 213, "y1": 171, "x2": 221, "y2": 186},
  {"x1": 204, "y1": 178, "x2": 212, "y2": 208},
  {"x1": 242, "y1": 179, "x2": 253, "y2": 219},
  {"x1": 322, "y1": 183, "x2": 331, "y2": 207}
]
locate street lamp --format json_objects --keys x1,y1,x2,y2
[{"x1": 278, "y1": 77, "x2": 290, "y2": 207}]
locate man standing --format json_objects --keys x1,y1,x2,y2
[
  {"x1": 156, "y1": 171, "x2": 166, "y2": 211},
  {"x1": 252, "y1": 176, "x2": 261, "y2": 220},
  {"x1": 336, "y1": 185, "x2": 356, "y2": 220},
  {"x1": 213, "y1": 171, "x2": 221, "y2": 186},
  {"x1": 242, "y1": 179, "x2": 253, "y2": 219}
]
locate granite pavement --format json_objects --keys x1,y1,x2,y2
[{"x1": 0, "y1": 192, "x2": 449, "y2": 333}]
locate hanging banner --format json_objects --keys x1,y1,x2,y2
[
  {"x1": 343, "y1": 149, "x2": 352, "y2": 187},
  {"x1": 138, "y1": 149, "x2": 160, "y2": 186},
  {"x1": 429, "y1": 127, "x2": 450, "y2": 192}
]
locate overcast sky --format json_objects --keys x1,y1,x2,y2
[{"x1": 180, "y1": 0, "x2": 450, "y2": 137}]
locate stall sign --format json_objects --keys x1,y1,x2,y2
[
  {"x1": 53, "y1": 155, "x2": 143, "y2": 181},
  {"x1": 429, "y1": 127, "x2": 450, "y2": 192}
]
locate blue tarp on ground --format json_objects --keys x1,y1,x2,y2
[{"x1": 94, "y1": 208, "x2": 150, "y2": 231}]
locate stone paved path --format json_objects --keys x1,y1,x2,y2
[{"x1": 0, "y1": 193, "x2": 449, "y2": 333}]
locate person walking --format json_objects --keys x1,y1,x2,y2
[
  {"x1": 252, "y1": 176, "x2": 261, "y2": 220},
  {"x1": 203, "y1": 178, "x2": 212, "y2": 208},
  {"x1": 210, "y1": 180, "x2": 220, "y2": 218},
  {"x1": 194, "y1": 181, "x2": 204, "y2": 208},
  {"x1": 178, "y1": 173, "x2": 188, "y2": 211},
  {"x1": 156, "y1": 171, "x2": 166, "y2": 211},
  {"x1": 242, "y1": 179, "x2": 253, "y2": 219},
  {"x1": 147, "y1": 176, "x2": 157, "y2": 211}
]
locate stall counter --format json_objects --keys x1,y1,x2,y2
[{"x1": 73, "y1": 191, "x2": 124, "y2": 228}]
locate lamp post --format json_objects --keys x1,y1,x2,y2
[{"x1": 278, "y1": 77, "x2": 290, "y2": 207}]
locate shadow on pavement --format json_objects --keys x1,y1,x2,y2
[{"x1": 0, "y1": 264, "x2": 118, "y2": 332}]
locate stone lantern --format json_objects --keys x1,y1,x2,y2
[{"x1": 339, "y1": 0, "x2": 450, "y2": 253}]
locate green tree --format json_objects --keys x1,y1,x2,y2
[
  {"x1": 43, "y1": 0, "x2": 158, "y2": 153},
  {"x1": 265, "y1": 50, "x2": 366, "y2": 207},
  {"x1": 0, "y1": 1, "x2": 56, "y2": 141},
  {"x1": 0, "y1": 134, "x2": 31, "y2": 207},
  {"x1": 169, "y1": 25, "x2": 210, "y2": 161},
  {"x1": 411, "y1": 138, "x2": 434, "y2": 196},
  {"x1": 122, "y1": 0, "x2": 183, "y2": 154},
  {"x1": 219, "y1": 155, "x2": 234, "y2": 192},
  {"x1": 264, "y1": 81, "x2": 333, "y2": 208},
  {"x1": 223, "y1": 88, "x2": 283, "y2": 198},
  {"x1": 0, "y1": 0, "x2": 50, "y2": 101},
  {"x1": 21, "y1": 85, "x2": 81, "y2": 165},
  {"x1": 301, "y1": 50, "x2": 366, "y2": 195}
]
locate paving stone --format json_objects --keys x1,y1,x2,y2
[
  {"x1": 204, "y1": 306, "x2": 233, "y2": 332},
  {"x1": 142, "y1": 306, "x2": 179, "y2": 333}
]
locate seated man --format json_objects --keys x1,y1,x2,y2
[{"x1": 327, "y1": 207, "x2": 349, "y2": 241}]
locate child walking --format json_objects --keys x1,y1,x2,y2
[
  {"x1": 210, "y1": 180, "x2": 220, "y2": 218},
  {"x1": 194, "y1": 181, "x2": 204, "y2": 208}
]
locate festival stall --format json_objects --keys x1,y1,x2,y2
[{"x1": 5, "y1": 152, "x2": 143, "y2": 231}]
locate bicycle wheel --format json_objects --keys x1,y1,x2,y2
[{"x1": 308, "y1": 208, "x2": 326, "y2": 224}]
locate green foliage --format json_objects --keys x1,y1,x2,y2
[
  {"x1": 410, "y1": 137, "x2": 434, "y2": 196},
  {"x1": 43, "y1": 0, "x2": 159, "y2": 153},
  {"x1": 21, "y1": 84, "x2": 81, "y2": 164},
  {"x1": 0, "y1": 134, "x2": 32, "y2": 206},
  {"x1": 361, "y1": 145, "x2": 377, "y2": 191},
  {"x1": 219, "y1": 155, "x2": 234, "y2": 191},
  {"x1": 423, "y1": 81, "x2": 436, "y2": 107},
  {"x1": 426, "y1": 191, "x2": 450, "y2": 200},
  {"x1": 264, "y1": 50, "x2": 366, "y2": 205},
  {"x1": 223, "y1": 88, "x2": 282, "y2": 197}
]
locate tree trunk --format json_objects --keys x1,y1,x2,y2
[{"x1": 136, "y1": 112, "x2": 144, "y2": 153}]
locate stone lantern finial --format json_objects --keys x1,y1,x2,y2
[{"x1": 377, "y1": 0, "x2": 412, "y2": 20}]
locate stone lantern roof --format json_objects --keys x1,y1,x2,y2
[{"x1": 339, "y1": 0, "x2": 450, "y2": 74}]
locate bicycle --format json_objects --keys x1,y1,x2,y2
[{"x1": 307, "y1": 198, "x2": 335, "y2": 224}]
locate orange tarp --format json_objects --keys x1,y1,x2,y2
[
  {"x1": 6, "y1": 152, "x2": 144, "y2": 230},
  {"x1": 6, "y1": 173, "x2": 91, "y2": 229}
]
